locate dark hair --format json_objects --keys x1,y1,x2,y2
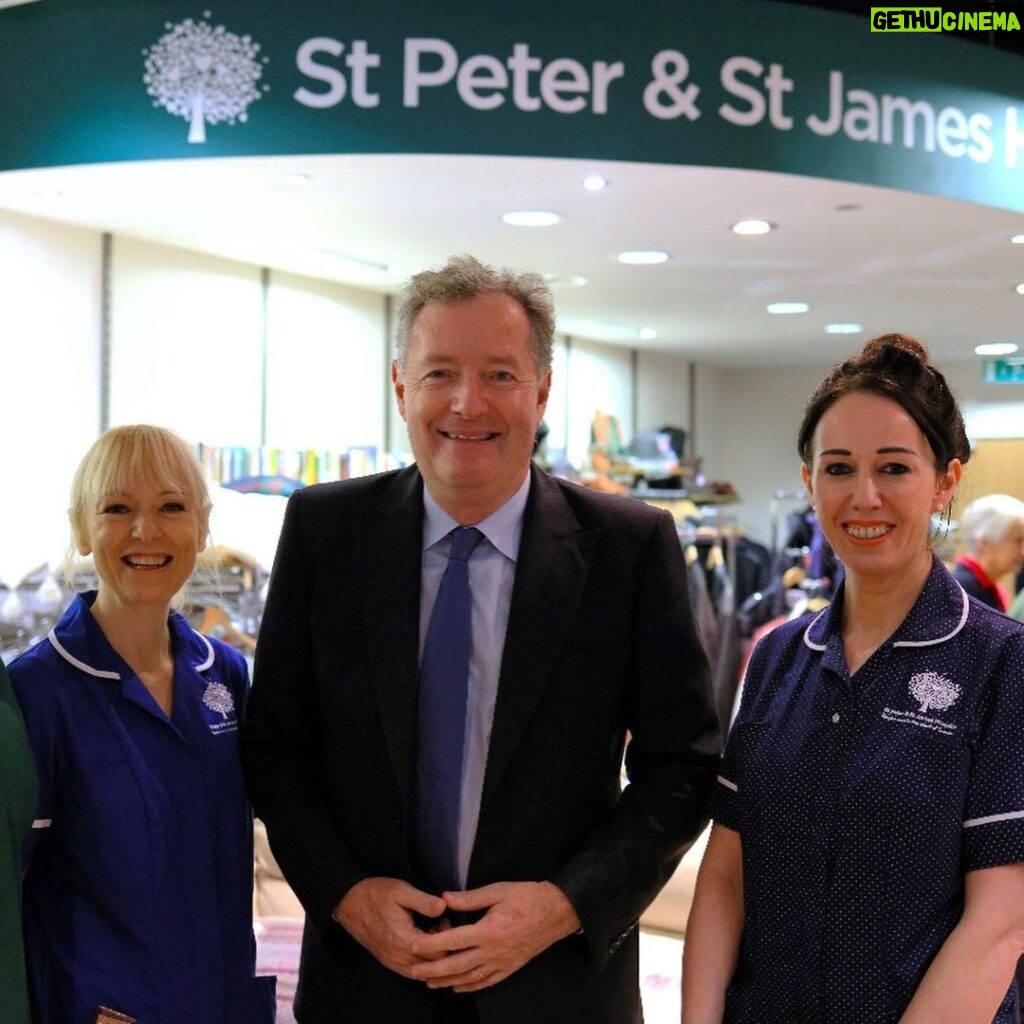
[
  {"x1": 393, "y1": 253, "x2": 554, "y2": 375},
  {"x1": 797, "y1": 333, "x2": 971, "y2": 471}
]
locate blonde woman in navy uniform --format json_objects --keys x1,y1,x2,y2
[
  {"x1": 10, "y1": 426, "x2": 274, "y2": 1024},
  {"x1": 683, "y1": 335, "x2": 1024, "y2": 1024}
]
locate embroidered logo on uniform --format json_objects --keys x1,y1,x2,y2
[
  {"x1": 202, "y1": 680, "x2": 237, "y2": 734},
  {"x1": 881, "y1": 671, "x2": 961, "y2": 737},
  {"x1": 203, "y1": 680, "x2": 234, "y2": 718},
  {"x1": 908, "y1": 671, "x2": 961, "y2": 713}
]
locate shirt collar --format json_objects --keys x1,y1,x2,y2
[
  {"x1": 47, "y1": 591, "x2": 215, "y2": 680},
  {"x1": 804, "y1": 556, "x2": 969, "y2": 653},
  {"x1": 422, "y1": 470, "x2": 531, "y2": 562}
]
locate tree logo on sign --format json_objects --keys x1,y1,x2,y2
[
  {"x1": 143, "y1": 11, "x2": 269, "y2": 144},
  {"x1": 908, "y1": 671, "x2": 961, "y2": 714}
]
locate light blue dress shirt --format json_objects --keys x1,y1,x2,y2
[{"x1": 420, "y1": 472, "x2": 530, "y2": 888}]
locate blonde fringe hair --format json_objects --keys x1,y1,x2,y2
[{"x1": 64, "y1": 425, "x2": 212, "y2": 600}]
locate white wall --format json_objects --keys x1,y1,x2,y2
[
  {"x1": 541, "y1": 336, "x2": 570, "y2": 455},
  {"x1": 635, "y1": 350, "x2": 691, "y2": 445},
  {"x1": 715, "y1": 364, "x2": 830, "y2": 547},
  {"x1": 691, "y1": 362, "x2": 723, "y2": 486},
  {"x1": 110, "y1": 237, "x2": 264, "y2": 444},
  {"x1": 565, "y1": 337, "x2": 633, "y2": 467},
  {"x1": 0, "y1": 209, "x2": 102, "y2": 584},
  {"x1": 265, "y1": 271, "x2": 386, "y2": 451}
]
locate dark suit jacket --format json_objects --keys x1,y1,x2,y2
[{"x1": 243, "y1": 465, "x2": 719, "y2": 1023}]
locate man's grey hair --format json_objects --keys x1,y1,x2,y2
[{"x1": 393, "y1": 254, "x2": 555, "y2": 375}]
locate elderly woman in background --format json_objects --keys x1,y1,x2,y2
[
  {"x1": 9, "y1": 425, "x2": 274, "y2": 1024},
  {"x1": 683, "y1": 334, "x2": 1024, "y2": 1024},
  {"x1": 952, "y1": 493, "x2": 1024, "y2": 612},
  {"x1": 0, "y1": 658, "x2": 36, "y2": 1024}
]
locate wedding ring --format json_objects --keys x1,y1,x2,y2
[{"x1": 475, "y1": 967, "x2": 485, "y2": 980}]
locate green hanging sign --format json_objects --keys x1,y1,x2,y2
[{"x1": 1, "y1": 0, "x2": 1022, "y2": 211}]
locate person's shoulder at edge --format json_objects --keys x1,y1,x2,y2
[
  {"x1": 6, "y1": 626, "x2": 67, "y2": 697},
  {"x1": 960, "y1": 587, "x2": 1024, "y2": 643}
]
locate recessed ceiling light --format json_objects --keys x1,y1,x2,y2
[
  {"x1": 542, "y1": 273, "x2": 588, "y2": 289},
  {"x1": 1017, "y1": 283, "x2": 1024, "y2": 295},
  {"x1": 582, "y1": 175, "x2": 608, "y2": 192},
  {"x1": 639, "y1": 327, "x2": 658, "y2": 340},
  {"x1": 617, "y1": 250, "x2": 669, "y2": 265},
  {"x1": 313, "y1": 249, "x2": 390, "y2": 273},
  {"x1": 766, "y1": 301, "x2": 810, "y2": 315},
  {"x1": 502, "y1": 210, "x2": 561, "y2": 227},
  {"x1": 731, "y1": 219, "x2": 774, "y2": 236},
  {"x1": 824, "y1": 323, "x2": 863, "y2": 334},
  {"x1": 975, "y1": 342, "x2": 1020, "y2": 356},
  {"x1": 556, "y1": 317, "x2": 648, "y2": 343},
  {"x1": 1012, "y1": 234, "x2": 1024, "y2": 244}
]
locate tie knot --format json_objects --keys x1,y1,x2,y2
[{"x1": 449, "y1": 526, "x2": 483, "y2": 562}]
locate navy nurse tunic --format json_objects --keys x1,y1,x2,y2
[
  {"x1": 712, "y1": 557, "x2": 1024, "y2": 1024},
  {"x1": 9, "y1": 592, "x2": 274, "y2": 1024}
]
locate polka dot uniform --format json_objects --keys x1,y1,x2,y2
[{"x1": 712, "y1": 557, "x2": 1024, "y2": 1024}]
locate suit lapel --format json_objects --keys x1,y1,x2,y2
[
  {"x1": 481, "y1": 470, "x2": 599, "y2": 806},
  {"x1": 361, "y1": 467, "x2": 423, "y2": 811}
]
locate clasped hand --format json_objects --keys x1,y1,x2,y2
[{"x1": 334, "y1": 877, "x2": 581, "y2": 992}]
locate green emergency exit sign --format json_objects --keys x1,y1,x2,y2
[{"x1": 983, "y1": 358, "x2": 1024, "y2": 383}]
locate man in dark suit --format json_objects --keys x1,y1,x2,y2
[{"x1": 242, "y1": 254, "x2": 720, "y2": 1023}]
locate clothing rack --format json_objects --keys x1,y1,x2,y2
[{"x1": 770, "y1": 489, "x2": 809, "y2": 558}]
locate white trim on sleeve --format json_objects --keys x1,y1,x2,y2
[
  {"x1": 963, "y1": 809, "x2": 1024, "y2": 829},
  {"x1": 32, "y1": 818, "x2": 52, "y2": 829},
  {"x1": 717, "y1": 774, "x2": 738, "y2": 793}
]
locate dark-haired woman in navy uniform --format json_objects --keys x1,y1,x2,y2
[{"x1": 683, "y1": 334, "x2": 1024, "y2": 1024}]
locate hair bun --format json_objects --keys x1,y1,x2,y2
[
  {"x1": 860, "y1": 332, "x2": 930, "y2": 366},
  {"x1": 798, "y1": 330, "x2": 970, "y2": 468}
]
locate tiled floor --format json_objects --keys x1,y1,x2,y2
[{"x1": 255, "y1": 919, "x2": 683, "y2": 1023}]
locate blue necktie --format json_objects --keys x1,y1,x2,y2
[{"x1": 414, "y1": 526, "x2": 483, "y2": 893}]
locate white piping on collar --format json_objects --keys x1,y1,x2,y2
[
  {"x1": 802, "y1": 582, "x2": 969, "y2": 653},
  {"x1": 193, "y1": 630, "x2": 215, "y2": 671},
  {"x1": 48, "y1": 625, "x2": 216, "y2": 677},
  {"x1": 802, "y1": 606, "x2": 830, "y2": 652},
  {"x1": 893, "y1": 585, "x2": 969, "y2": 648},
  {"x1": 48, "y1": 628, "x2": 120, "y2": 679}
]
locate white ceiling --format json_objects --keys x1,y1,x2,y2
[{"x1": 0, "y1": 152, "x2": 1021, "y2": 369}]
